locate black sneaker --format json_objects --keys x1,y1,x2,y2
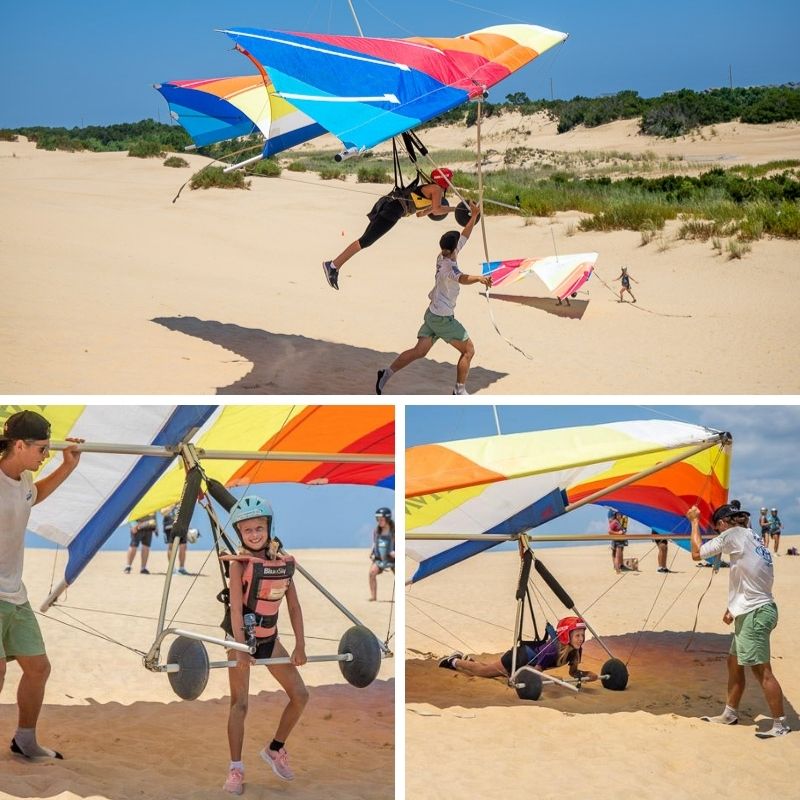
[
  {"x1": 438, "y1": 651, "x2": 463, "y2": 670},
  {"x1": 323, "y1": 261, "x2": 339, "y2": 290},
  {"x1": 375, "y1": 369, "x2": 386, "y2": 395}
]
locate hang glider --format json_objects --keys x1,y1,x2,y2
[
  {"x1": 157, "y1": 23, "x2": 567, "y2": 161},
  {"x1": 154, "y1": 75, "x2": 326, "y2": 156},
  {"x1": 406, "y1": 419, "x2": 730, "y2": 583},
  {"x1": 12, "y1": 405, "x2": 393, "y2": 601},
  {"x1": 483, "y1": 253, "x2": 598, "y2": 301}
]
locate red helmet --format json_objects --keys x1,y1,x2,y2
[
  {"x1": 556, "y1": 616, "x2": 586, "y2": 646},
  {"x1": 430, "y1": 167, "x2": 453, "y2": 189}
]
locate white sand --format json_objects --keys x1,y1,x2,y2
[
  {"x1": 1, "y1": 549, "x2": 395, "y2": 800},
  {"x1": 406, "y1": 541, "x2": 798, "y2": 799},
  {"x1": 2, "y1": 118, "x2": 799, "y2": 394}
]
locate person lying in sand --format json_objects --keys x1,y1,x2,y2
[
  {"x1": 322, "y1": 169, "x2": 457, "y2": 290},
  {"x1": 439, "y1": 616, "x2": 598, "y2": 683},
  {"x1": 220, "y1": 496, "x2": 309, "y2": 794}
]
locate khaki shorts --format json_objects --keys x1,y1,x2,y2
[
  {"x1": 0, "y1": 600, "x2": 46, "y2": 661},
  {"x1": 731, "y1": 602, "x2": 778, "y2": 666},
  {"x1": 417, "y1": 309, "x2": 468, "y2": 343}
]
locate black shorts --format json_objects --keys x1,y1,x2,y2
[
  {"x1": 610, "y1": 540, "x2": 628, "y2": 550},
  {"x1": 500, "y1": 644, "x2": 536, "y2": 675},
  {"x1": 253, "y1": 636, "x2": 277, "y2": 661},
  {"x1": 359, "y1": 200, "x2": 403, "y2": 248},
  {"x1": 130, "y1": 530, "x2": 153, "y2": 548},
  {"x1": 655, "y1": 538, "x2": 668, "y2": 545},
  {"x1": 164, "y1": 529, "x2": 187, "y2": 545}
]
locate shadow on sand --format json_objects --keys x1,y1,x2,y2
[
  {"x1": 483, "y1": 293, "x2": 589, "y2": 320},
  {"x1": 407, "y1": 630, "x2": 796, "y2": 730},
  {"x1": 2, "y1": 680, "x2": 394, "y2": 800},
  {"x1": 153, "y1": 316, "x2": 507, "y2": 394}
]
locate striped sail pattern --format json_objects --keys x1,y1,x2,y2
[
  {"x1": 483, "y1": 253, "x2": 598, "y2": 300},
  {"x1": 217, "y1": 23, "x2": 567, "y2": 151},
  {"x1": 406, "y1": 420, "x2": 730, "y2": 583},
  {"x1": 3, "y1": 405, "x2": 394, "y2": 588}
]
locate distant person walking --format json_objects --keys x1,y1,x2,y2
[
  {"x1": 688, "y1": 503, "x2": 790, "y2": 738},
  {"x1": 616, "y1": 266, "x2": 637, "y2": 303},
  {"x1": 608, "y1": 509, "x2": 628, "y2": 574},
  {"x1": 125, "y1": 513, "x2": 157, "y2": 574},
  {"x1": 1, "y1": 410, "x2": 83, "y2": 759},
  {"x1": 759, "y1": 507, "x2": 770, "y2": 547}
]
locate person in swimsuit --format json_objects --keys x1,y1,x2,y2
[{"x1": 616, "y1": 266, "x2": 637, "y2": 302}]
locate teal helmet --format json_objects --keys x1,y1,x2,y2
[{"x1": 229, "y1": 495, "x2": 275, "y2": 539}]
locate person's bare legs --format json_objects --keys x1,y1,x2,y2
[
  {"x1": 389, "y1": 337, "x2": 434, "y2": 373},
  {"x1": 750, "y1": 662, "x2": 785, "y2": 718},
  {"x1": 226, "y1": 655, "x2": 250, "y2": 762},
  {"x1": 266, "y1": 641, "x2": 309, "y2": 743},
  {"x1": 657, "y1": 543, "x2": 667, "y2": 569},
  {"x1": 369, "y1": 563, "x2": 380, "y2": 601},
  {"x1": 449, "y1": 338, "x2": 475, "y2": 386},
  {"x1": 726, "y1": 654, "x2": 746, "y2": 711},
  {"x1": 125, "y1": 545, "x2": 138, "y2": 568},
  {"x1": 331, "y1": 241, "x2": 362, "y2": 269},
  {"x1": 140, "y1": 545, "x2": 150, "y2": 571},
  {"x1": 453, "y1": 658, "x2": 506, "y2": 678}
]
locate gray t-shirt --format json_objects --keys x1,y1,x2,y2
[
  {"x1": 0, "y1": 468, "x2": 37, "y2": 605},
  {"x1": 699, "y1": 525, "x2": 774, "y2": 617},
  {"x1": 427, "y1": 235, "x2": 467, "y2": 316}
]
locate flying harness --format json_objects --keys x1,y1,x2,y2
[
  {"x1": 237, "y1": 553, "x2": 295, "y2": 639},
  {"x1": 372, "y1": 531, "x2": 395, "y2": 572},
  {"x1": 387, "y1": 132, "x2": 439, "y2": 216}
]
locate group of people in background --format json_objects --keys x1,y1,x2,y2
[
  {"x1": 124, "y1": 503, "x2": 197, "y2": 575},
  {"x1": 759, "y1": 507, "x2": 783, "y2": 554}
]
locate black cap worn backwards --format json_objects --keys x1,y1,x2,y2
[{"x1": 1, "y1": 410, "x2": 51, "y2": 442}]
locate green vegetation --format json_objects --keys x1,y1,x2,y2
[
  {"x1": 417, "y1": 84, "x2": 800, "y2": 138},
  {"x1": 128, "y1": 140, "x2": 164, "y2": 158},
  {"x1": 287, "y1": 161, "x2": 307, "y2": 172},
  {"x1": 189, "y1": 167, "x2": 250, "y2": 190},
  {"x1": 356, "y1": 165, "x2": 392, "y2": 183},
  {"x1": 0, "y1": 130, "x2": 18, "y2": 142},
  {"x1": 163, "y1": 156, "x2": 189, "y2": 168},
  {"x1": 250, "y1": 158, "x2": 281, "y2": 177},
  {"x1": 10, "y1": 120, "x2": 190, "y2": 153}
]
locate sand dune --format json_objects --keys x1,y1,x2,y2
[
  {"x1": 2, "y1": 120, "x2": 799, "y2": 394},
  {"x1": 1, "y1": 549, "x2": 395, "y2": 800},
  {"x1": 406, "y1": 542, "x2": 798, "y2": 799}
]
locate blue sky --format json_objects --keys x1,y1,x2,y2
[
  {"x1": 2, "y1": 0, "x2": 797, "y2": 128},
  {"x1": 405, "y1": 404, "x2": 800, "y2": 539}
]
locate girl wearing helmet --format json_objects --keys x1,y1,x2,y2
[
  {"x1": 322, "y1": 170, "x2": 457, "y2": 290},
  {"x1": 439, "y1": 616, "x2": 598, "y2": 683},
  {"x1": 220, "y1": 496, "x2": 308, "y2": 794},
  {"x1": 369, "y1": 508, "x2": 395, "y2": 601}
]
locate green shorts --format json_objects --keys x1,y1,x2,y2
[
  {"x1": 417, "y1": 309, "x2": 468, "y2": 344},
  {"x1": 0, "y1": 599, "x2": 46, "y2": 661},
  {"x1": 730, "y1": 601, "x2": 778, "y2": 666}
]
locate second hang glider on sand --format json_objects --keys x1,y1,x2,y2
[
  {"x1": 406, "y1": 419, "x2": 731, "y2": 583},
  {"x1": 155, "y1": 23, "x2": 568, "y2": 161}
]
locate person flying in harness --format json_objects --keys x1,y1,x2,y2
[
  {"x1": 220, "y1": 496, "x2": 308, "y2": 794},
  {"x1": 369, "y1": 508, "x2": 395, "y2": 601},
  {"x1": 439, "y1": 616, "x2": 598, "y2": 684},
  {"x1": 322, "y1": 163, "x2": 458, "y2": 290}
]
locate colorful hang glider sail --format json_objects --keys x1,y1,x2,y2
[
  {"x1": 482, "y1": 253, "x2": 598, "y2": 301},
  {"x1": 154, "y1": 75, "x2": 326, "y2": 155},
  {"x1": 6, "y1": 405, "x2": 393, "y2": 596},
  {"x1": 157, "y1": 23, "x2": 567, "y2": 159},
  {"x1": 406, "y1": 419, "x2": 730, "y2": 583}
]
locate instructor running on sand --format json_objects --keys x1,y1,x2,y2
[{"x1": 375, "y1": 200, "x2": 490, "y2": 395}]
